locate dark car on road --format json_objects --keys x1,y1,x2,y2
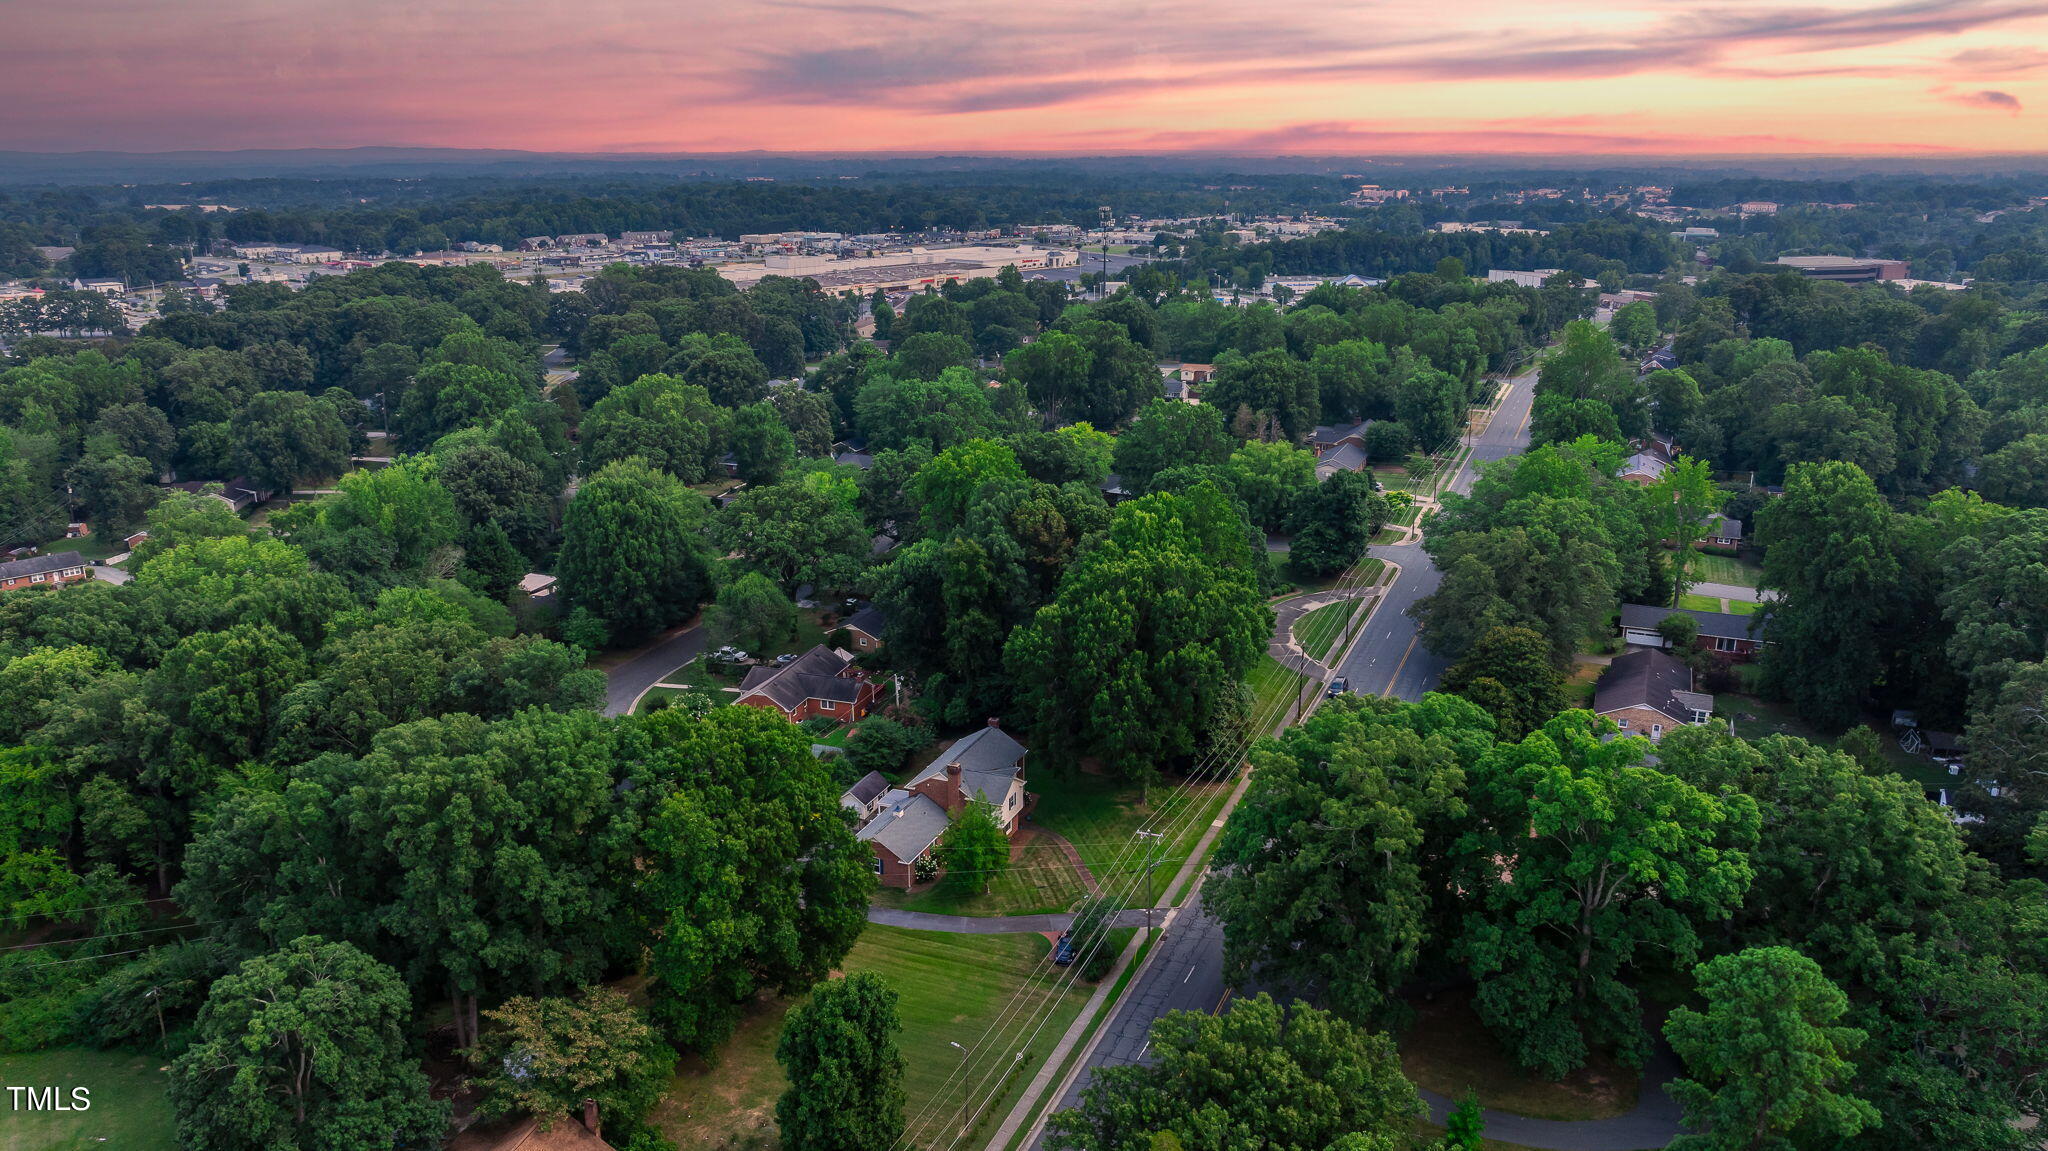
[{"x1": 1326, "y1": 677, "x2": 1350, "y2": 697}]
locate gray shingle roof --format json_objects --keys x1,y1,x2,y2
[
  {"x1": 842, "y1": 770, "x2": 890, "y2": 807},
  {"x1": 842, "y1": 605, "x2": 887, "y2": 638},
  {"x1": 1316, "y1": 442, "x2": 1369, "y2": 473},
  {"x1": 1594, "y1": 648, "x2": 1712, "y2": 723},
  {"x1": 736, "y1": 645, "x2": 863, "y2": 711},
  {"x1": 907, "y1": 725, "x2": 1028, "y2": 807},
  {"x1": 1621, "y1": 452, "x2": 1668, "y2": 479},
  {"x1": 0, "y1": 551, "x2": 86, "y2": 580},
  {"x1": 1619, "y1": 604, "x2": 1768, "y2": 643},
  {"x1": 856, "y1": 791, "x2": 950, "y2": 862}
]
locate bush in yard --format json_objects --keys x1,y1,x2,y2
[{"x1": 844, "y1": 717, "x2": 927, "y2": 775}]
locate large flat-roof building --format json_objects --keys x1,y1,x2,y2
[{"x1": 1772, "y1": 256, "x2": 1909, "y2": 282}]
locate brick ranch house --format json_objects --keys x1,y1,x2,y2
[
  {"x1": 1618, "y1": 603, "x2": 1770, "y2": 661},
  {"x1": 1593, "y1": 647, "x2": 1715, "y2": 740},
  {"x1": 733, "y1": 645, "x2": 882, "y2": 723},
  {"x1": 851, "y1": 721, "x2": 1034, "y2": 889},
  {"x1": 0, "y1": 551, "x2": 91, "y2": 593}
]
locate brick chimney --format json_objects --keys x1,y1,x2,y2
[
  {"x1": 945, "y1": 761, "x2": 964, "y2": 810},
  {"x1": 987, "y1": 716, "x2": 1000, "y2": 729},
  {"x1": 582, "y1": 1099, "x2": 600, "y2": 1138}
]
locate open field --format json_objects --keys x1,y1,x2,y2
[
  {"x1": 650, "y1": 925, "x2": 1095, "y2": 1151},
  {"x1": 0, "y1": 1047, "x2": 176, "y2": 1151}
]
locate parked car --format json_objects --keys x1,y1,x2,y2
[
  {"x1": 712, "y1": 646, "x2": 749, "y2": 663},
  {"x1": 1326, "y1": 677, "x2": 1350, "y2": 697},
  {"x1": 774, "y1": 652, "x2": 799, "y2": 666},
  {"x1": 841, "y1": 597, "x2": 862, "y2": 616},
  {"x1": 1052, "y1": 931, "x2": 1076, "y2": 966}
]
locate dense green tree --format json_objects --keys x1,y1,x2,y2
[
  {"x1": 167, "y1": 937, "x2": 446, "y2": 1151},
  {"x1": 707, "y1": 571, "x2": 798, "y2": 653},
  {"x1": 772, "y1": 384, "x2": 837, "y2": 458},
  {"x1": 1756, "y1": 461, "x2": 1900, "y2": 727},
  {"x1": 1006, "y1": 485, "x2": 1270, "y2": 777},
  {"x1": 1008, "y1": 423, "x2": 1115, "y2": 487},
  {"x1": 270, "y1": 456, "x2": 462, "y2": 590},
  {"x1": 1609, "y1": 301, "x2": 1658, "y2": 355},
  {"x1": 638, "y1": 707, "x2": 873, "y2": 1051},
  {"x1": 1111, "y1": 399, "x2": 1233, "y2": 494},
  {"x1": 1007, "y1": 330, "x2": 1094, "y2": 427},
  {"x1": 1309, "y1": 338, "x2": 1400, "y2": 423},
  {"x1": 1211, "y1": 694, "x2": 1485, "y2": 1027},
  {"x1": 1976, "y1": 433, "x2": 2048, "y2": 507},
  {"x1": 149, "y1": 622, "x2": 307, "y2": 765},
  {"x1": 775, "y1": 973, "x2": 906, "y2": 1151},
  {"x1": 1290, "y1": 470, "x2": 1389, "y2": 577},
  {"x1": 230, "y1": 390, "x2": 350, "y2": 491},
  {"x1": 64, "y1": 443, "x2": 158, "y2": 531},
  {"x1": 1665, "y1": 947, "x2": 1877, "y2": 1151},
  {"x1": 1206, "y1": 348, "x2": 1319, "y2": 442},
  {"x1": 938, "y1": 801, "x2": 1009, "y2": 894},
  {"x1": 394, "y1": 360, "x2": 526, "y2": 448},
  {"x1": 1224, "y1": 440, "x2": 1317, "y2": 533},
  {"x1": 581, "y1": 372, "x2": 725, "y2": 482},
  {"x1": 1396, "y1": 364, "x2": 1468, "y2": 450},
  {"x1": 559, "y1": 458, "x2": 715, "y2": 640},
  {"x1": 713, "y1": 466, "x2": 870, "y2": 594},
  {"x1": 1455, "y1": 715, "x2": 1757, "y2": 1078},
  {"x1": 730, "y1": 400, "x2": 797, "y2": 485},
  {"x1": 841, "y1": 715, "x2": 928, "y2": 777},
  {"x1": 1653, "y1": 456, "x2": 1721, "y2": 603},
  {"x1": 1442, "y1": 625, "x2": 1564, "y2": 740},
  {"x1": 1044, "y1": 994, "x2": 1422, "y2": 1151},
  {"x1": 472, "y1": 986, "x2": 676, "y2": 1139},
  {"x1": 1941, "y1": 507, "x2": 2048, "y2": 712}
]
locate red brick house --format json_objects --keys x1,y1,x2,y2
[
  {"x1": 1593, "y1": 648, "x2": 1715, "y2": 740},
  {"x1": 1619, "y1": 604, "x2": 1769, "y2": 662},
  {"x1": 839, "y1": 604, "x2": 887, "y2": 653},
  {"x1": 855, "y1": 790, "x2": 951, "y2": 889},
  {"x1": 903, "y1": 721, "x2": 1032, "y2": 832},
  {"x1": 0, "y1": 551, "x2": 91, "y2": 593},
  {"x1": 733, "y1": 645, "x2": 882, "y2": 722},
  {"x1": 847, "y1": 722, "x2": 1034, "y2": 888}
]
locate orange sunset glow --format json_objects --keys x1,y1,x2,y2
[{"x1": 4, "y1": 0, "x2": 2047, "y2": 154}]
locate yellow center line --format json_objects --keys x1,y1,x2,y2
[{"x1": 1381, "y1": 631, "x2": 1421, "y2": 697}]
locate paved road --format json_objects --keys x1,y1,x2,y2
[
  {"x1": 1030, "y1": 365, "x2": 1583, "y2": 1151},
  {"x1": 1335, "y1": 366, "x2": 1541, "y2": 701},
  {"x1": 600, "y1": 624, "x2": 706, "y2": 716},
  {"x1": 1688, "y1": 580, "x2": 1773, "y2": 605}
]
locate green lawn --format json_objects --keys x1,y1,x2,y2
[
  {"x1": 650, "y1": 925, "x2": 1096, "y2": 1151},
  {"x1": 0, "y1": 1047, "x2": 176, "y2": 1151},
  {"x1": 1293, "y1": 599, "x2": 1359, "y2": 662},
  {"x1": 1724, "y1": 599, "x2": 1760, "y2": 616},
  {"x1": 1031, "y1": 773, "x2": 1232, "y2": 907},
  {"x1": 1247, "y1": 655, "x2": 1312, "y2": 729},
  {"x1": 870, "y1": 836, "x2": 1090, "y2": 917},
  {"x1": 1687, "y1": 551, "x2": 1762, "y2": 587},
  {"x1": 1677, "y1": 593, "x2": 1725, "y2": 613}
]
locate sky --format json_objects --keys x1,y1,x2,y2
[{"x1": 4, "y1": 0, "x2": 2047, "y2": 155}]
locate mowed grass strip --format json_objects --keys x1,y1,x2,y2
[
  {"x1": 1293, "y1": 600, "x2": 1358, "y2": 662},
  {"x1": 0, "y1": 1047, "x2": 177, "y2": 1151}
]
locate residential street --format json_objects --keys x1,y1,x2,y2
[
  {"x1": 1026, "y1": 363, "x2": 1685, "y2": 1151},
  {"x1": 599, "y1": 624, "x2": 706, "y2": 716}
]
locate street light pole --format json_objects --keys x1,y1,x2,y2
[{"x1": 949, "y1": 1040, "x2": 969, "y2": 1138}]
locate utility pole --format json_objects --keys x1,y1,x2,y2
[
  {"x1": 950, "y1": 1040, "x2": 969, "y2": 1138},
  {"x1": 1135, "y1": 830, "x2": 1163, "y2": 928}
]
